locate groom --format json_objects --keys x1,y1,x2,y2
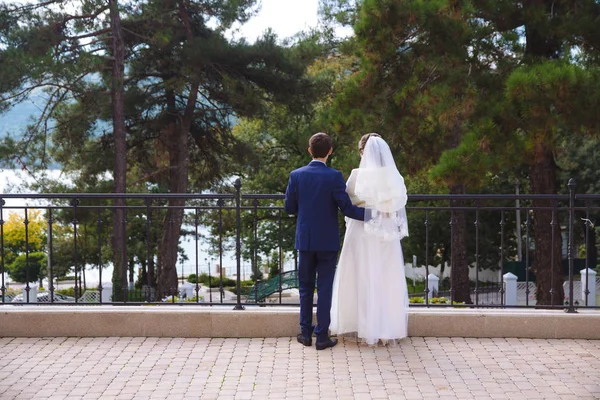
[{"x1": 284, "y1": 132, "x2": 365, "y2": 350}]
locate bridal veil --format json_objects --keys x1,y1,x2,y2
[{"x1": 353, "y1": 136, "x2": 409, "y2": 241}]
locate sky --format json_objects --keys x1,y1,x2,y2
[{"x1": 233, "y1": 0, "x2": 321, "y2": 42}]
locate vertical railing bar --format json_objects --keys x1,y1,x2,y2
[
  {"x1": 194, "y1": 207, "x2": 200, "y2": 304},
  {"x1": 550, "y1": 201, "x2": 556, "y2": 306},
  {"x1": 425, "y1": 209, "x2": 430, "y2": 306},
  {"x1": 72, "y1": 200, "x2": 79, "y2": 303},
  {"x1": 278, "y1": 209, "x2": 283, "y2": 304},
  {"x1": 252, "y1": 199, "x2": 259, "y2": 305},
  {"x1": 145, "y1": 199, "x2": 152, "y2": 303},
  {"x1": 475, "y1": 205, "x2": 480, "y2": 307},
  {"x1": 0, "y1": 199, "x2": 4, "y2": 304},
  {"x1": 97, "y1": 208, "x2": 103, "y2": 304},
  {"x1": 584, "y1": 204, "x2": 590, "y2": 307},
  {"x1": 566, "y1": 179, "x2": 577, "y2": 313},
  {"x1": 234, "y1": 180, "x2": 244, "y2": 310},
  {"x1": 525, "y1": 210, "x2": 531, "y2": 307},
  {"x1": 219, "y1": 199, "x2": 224, "y2": 304},
  {"x1": 48, "y1": 208, "x2": 54, "y2": 304},
  {"x1": 208, "y1": 257, "x2": 212, "y2": 304},
  {"x1": 123, "y1": 199, "x2": 130, "y2": 304},
  {"x1": 500, "y1": 210, "x2": 505, "y2": 307},
  {"x1": 24, "y1": 208, "x2": 30, "y2": 304},
  {"x1": 449, "y1": 207, "x2": 454, "y2": 305}
]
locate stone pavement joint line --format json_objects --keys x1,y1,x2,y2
[{"x1": 0, "y1": 337, "x2": 599, "y2": 399}]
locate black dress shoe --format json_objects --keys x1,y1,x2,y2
[
  {"x1": 315, "y1": 338, "x2": 338, "y2": 350},
  {"x1": 297, "y1": 333, "x2": 312, "y2": 346}
]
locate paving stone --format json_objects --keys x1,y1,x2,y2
[{"x1": 0, "y1": 336, "x2": 599, "y2": 398}]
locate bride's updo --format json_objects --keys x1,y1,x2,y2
[{"x1": 358, "y1": 133, "x2": 382, "y2": 155}]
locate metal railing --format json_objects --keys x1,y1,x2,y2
[{"x1": 0, "y1": 178, "x2": 598, "y2": 311}]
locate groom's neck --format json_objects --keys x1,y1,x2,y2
[{"x1": 312, "y1": 156, "x2": 328, "y2": 163}]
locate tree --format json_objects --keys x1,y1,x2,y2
[
  {"x1": 321, "y1": 0, "x2": 600, "y2": 306},
  {"x1": 7, "y1": 252, "x2": 47, "y2": 284},
  {"x1": 267, "y1": 251, "x2": 281, "y2": 279},
  {"x1": 557, "y1": 133, "x2": 600, "y2": 270},
  {"x1": 117, "y1": 5, "x2": 321, "y2": 297},
  {"x1": 1, "y1": 0, "x2": 324, "y2": 299},
  {"x1": 435, "y1": 1, "x2": 600, "y2": 305},
  {"x1": 2, "y1": 210, "x2": 46, "y2": 268},
  {"x1": 2, "y1": 210, "x2": 47, "y2": 285},
  {"x1": 108, "y1": 0, "x2": 128, "y2": 301},
  {"x1": 321, "y1": 0, "x2": 501, "y2": 303},
  {"x1": 0, "y1": 0, "x2": 130, "y2": 298}
]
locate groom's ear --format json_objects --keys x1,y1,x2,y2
[
  {"x1": 327, "y1": 147, "x2": 333, "y2": 156},
  {"x1": 308, "y1": 147, "x2": 313, "y2": 157}
]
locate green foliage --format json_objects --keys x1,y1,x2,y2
[
  {"x1": 267, "y1": 252, "x2": 281, "y2": 279},
  {"x1": 409, "y1": 296, "x2": 465, "y2": 305},
  {"x1": 227, "y1": 285, "x2": 254, "y2": 296},
  {"x1": 7, "y1": 252, "x2": 47, "y2": 283},
  {"x1": 2, "y1": 210, "x2": 46, "y2": 267},
  {"x1": 55, "y1": 287, "x2": 76, "y2": 298},
  {"x1": 196, "y1": 273, "x2": 236, "y2": 288}
]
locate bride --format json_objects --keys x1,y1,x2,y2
[{"x1": 330, "y1": 133, "x2": 410, "y2": 345}]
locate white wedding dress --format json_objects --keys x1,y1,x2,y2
[{"x1": 330, "y1": 137, "x2": 410, "y2": 345}]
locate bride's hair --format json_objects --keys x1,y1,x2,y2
[{"x1": 358, "y1": 133, "x2": 382, "y2": 155}]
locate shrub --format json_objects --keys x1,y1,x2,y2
[
  {"x1": 228, "y1": 285, "x2": 253, "y2": 296},
  {"x1": 408, "y1": 296, "x2": 464, "y2": 305},
  {"x1": 197, "y1": 273, "x2": 236, "y2": 288},
  {"x1": 56, "y1": 287, "x2": 77, "y2": 297},
  {"x1": 7, "y1": 252, "x2": 47, "y2": 283}
]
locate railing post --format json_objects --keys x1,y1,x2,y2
[
  {"x1": 233, "y1": 179, "x2": 244, "y2": 310},
  {"x1": 96, "y1": 209, "x2": 103, "y2": 303},
  {"x1": 25, "y1": 284, "x2": 38, "y2": 303},
  {"x1": 71, "y1": 199, "x2": 79, "y2": 302},
  {"x1": 566, "y1": 179, "x2": 577, "y2": 313},
  {"x1": 424, "y1": 210, "x2": 430, "y2": 305},
  {"x1": 24, "y1": 208, "x2": 30, "y2": 303},
  {"x1": 47, "y1": 208, "x2": 54, "y2": 303},
  {"x1": 102, "y1": 282, "x2": 113, "y2": 303},
  {"x1": 581, "y1": 268, "x2": 597, "y2": 307},
  {"x1": 503, "y1": 272, "x2": 517, "y2": 306}
]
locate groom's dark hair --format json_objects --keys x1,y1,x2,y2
[{"x1": 309, "y1": 132, "x2": 332, "y2": 158}]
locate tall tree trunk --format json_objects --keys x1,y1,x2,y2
[
  {"x1": 450, "y1": 183, "x2": 472, "y2": 304},
  {"x1": 530, "y1": 142, "x2": 564, "y2": 305},
  {"x1": 448, "y1": 120, "x2": 472, "y2": 304},
  {"x1": 524, "y1": 0, "x2": 564, "y2": 306},
  {"x1": 109, "y1": 0, "x2": 128, "y2": 301},
  {"x1": 155, "y1": 1, "x2": 199, "y2": 298}
]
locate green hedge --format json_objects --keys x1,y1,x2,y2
[{"x1": 189, "y1": 273, "x2": 254, "y2": 288}]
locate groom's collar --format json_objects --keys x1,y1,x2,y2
[{"x1": 310, "y1": 160, "x2": 326, "y2": 165}]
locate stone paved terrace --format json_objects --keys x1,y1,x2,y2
[{"x1": 1, "y1": 337, "x2": 599, "y2": 400}]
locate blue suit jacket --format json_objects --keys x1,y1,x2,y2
[{"x1": 284, "y1": 161, "x2": 365, "y2": 251}]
